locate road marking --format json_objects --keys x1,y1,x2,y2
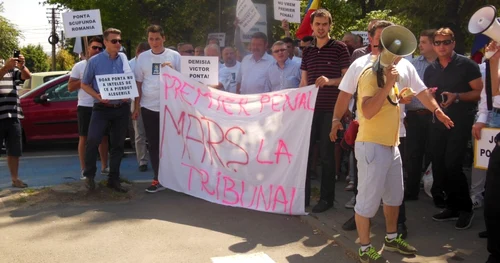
[{"x1": 211, "y1": 252, "x2": 276, "y2": 263}]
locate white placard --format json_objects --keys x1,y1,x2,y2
[
  {"x1": 96, "y1": 73, "x2": 139, "y2": 100},
  {"x1": 159, "y1": 67, "x2": 318, "y2": 215},
  {"x1": 273, "y1": 0, "x2": 301, "y2": 23},
  {"x1": 236, "y1": 0, "x2": 261, "y2": 33},
  {"x1": 62, "y1": 9, "x2": 103, "y2": 38},
  {"x1": 208, "y1": 33, "x2": 226, "y2": 47},
  {"x1": 240, "y1": 3, "x2": 268, "y2": 43},
  {"x1": 351, "y1": 31, "x2": 369, "y2": 46},
  {"x1": 181, "y1": 56, "x2": 220, "y2": 86},
  {"x1": 474, "y1": 127, "x2": 500, "y2": 170}
]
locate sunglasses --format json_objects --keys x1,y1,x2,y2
[
  {"x1": 272, "y1": 48, "x2": 287, "y2": 54},
  {"x1": 183, "y1": 50, "x2": 195, "y2": 54},
  {"x1": 91, "y1": 46, "x2": 103, "y2": 51},
  {"x1": 110, "y1": 39, "x2": 123, "y2": 44},
  {"x1": 433, "y1": 40, "x2": 453, "y2": 46}
]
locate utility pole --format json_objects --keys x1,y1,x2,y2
[{"x1": 46, "y1": 7, "x2": 60, "y2": 71}]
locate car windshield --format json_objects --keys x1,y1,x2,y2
[{"x1": 20, "y1": 74, "x2": 70, "y2": 99}]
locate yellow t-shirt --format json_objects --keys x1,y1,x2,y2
[{"x1": 355, "y1": 66, "x2": 400, "y2": 147}]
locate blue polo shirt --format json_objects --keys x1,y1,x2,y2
[
  {"x1": 264, "y1": 59, "x2": 302, "y2": 92},
  {"x1": 82, "y1": 50, "x2": 125, "y2": 104}
]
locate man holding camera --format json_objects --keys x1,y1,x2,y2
[{"x1": 0, "y1": 51, "x2": 31, "y2": 188}]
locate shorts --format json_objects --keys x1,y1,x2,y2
[
  {"x1": 0, "y1": 118, "x2": 23, "y2": 157},
  {"x1": 78, "y1": 106, "x2": 110, "y2": 136},
  {"x1": 354, "y1": 142, "x2": 403, "y2": 218}
]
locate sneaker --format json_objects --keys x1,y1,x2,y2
[
  {"x1": 345, "y1": 181, "x2": 355, "y2": 191},
  {"x1": 384, "y1": 234, "x2": 417, "y2": 255},
  {"x1": 359, "y1": 246, "x2": 387, "y2": 263},
  {"x1": 145, "y1": 180, "x2": 166, "y2": 193},
  {"x1": 345, "y1": 196, "x2": 356, "y2": 209},
  {"x1": 455, "y1": 211, "x2": 474, "y2": 230},
  {"x1": 11, "y1": 179, "x2": 28, "y2": 188},
  {"x1": 101, "y1": 167, "x2": 110, "y2": 176},
  {"x1": 471, "y1": 196, "x2": 483, "y2": 210},
  {"x1": 80, "y1": 170, "x2": 86, "y2": 180},
  {"x1": 432, "y1": 209, "x2": 460, "y2": 222},
  {"x1": 342, "y1": 215, "x2": 356, "y2": 231},
  {"x1": 139, "y1": 164, "x2": 148, "y2": 172}
]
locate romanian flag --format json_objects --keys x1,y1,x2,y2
[
  {"x1": 471, "y1": 34, "x2": 490, "y2": 64},
  {"x1": 295, "y1": 0, "x2": 320, "y2": 40}
]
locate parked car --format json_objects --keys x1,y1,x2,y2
[
  {"x1": 20, "y1": 74, "x2": 78, "y2": 144},
  {"x1": 19, "y1": 71, "x2": 70, "y2": 96}
]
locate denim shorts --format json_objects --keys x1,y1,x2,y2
[
  {"x1": 488, "y1": 111, "x2": 500, "y2": 128},
  {"x1": 0, "y1": 118, "x2": 23, "y2": 157}
]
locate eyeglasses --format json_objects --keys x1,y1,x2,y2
[
  {"x1": 91, "y1": 46, "x2": 103, "y2": 51},
  {"x1": 183, "y1": 50, "x2": 195, "y2": 54},
  {"x1": 110, "y1": 39, "x2": 123, "y2": 44},
  {"x1": 273, "y1": 48, "x2": 287, "y2": 54},
  {"x1": 433, "y1": 40, "x2": 453, "y2": 46}
]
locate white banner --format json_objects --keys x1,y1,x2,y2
[
  {"x1": 181, "y1": 56, "x2": 220, "y2": 86},
  {"x1": 159, "y1": 67, "x2": 318, "y2": 215},
  {"x1": 351, "y1": 31, "x2": 369, "y2": 46},
  {"x1": 273, "y1": 0, "x2": 301, "y2": 23},
  {"x1": 240, "y1": 3, "x2": 267, "y2": 43},
  {"x1": 96, "y1": 73, "x2": 139, "y2": 100},
  {"x1": 474, "y1": 127, "x2": 500, "y2": 170},
  {"x1": 62, "y1": 9, "x2": 103, "y2": 38},
  {"x1": 236, "y1": 0, "x2": 261, "y2": 33},
  {"x1": 208, "y1": 33, "x2": 226, "y2": 47}
]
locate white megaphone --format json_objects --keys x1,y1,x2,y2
[
  {"x1": 373, "y1": 25, "x2": 417, "y2": 72},
  {"x1": 468, "y1": 5, "x2": 500, "y2": 59}
]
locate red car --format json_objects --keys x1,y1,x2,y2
[{"x1": 19, "y1": 74, "x2": 79, "y2": 143}]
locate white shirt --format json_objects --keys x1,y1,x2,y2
[
  {"x1": 219, "y1": 61, "x2": 240, "y2": 93},
  {"x1": 477, "y1": 63, "x2": 500, "y2": 124},
  {"x1": 129, "y1": 57, "x2": 137, "y2": 72},
  {"x1": 134, "y1": 48, "x2": 181, "y2": 112},
  {"x1": 70, "y1": 60, "x2": 94, "y2": 107},
  {"x1": 236, "y1": 53, "x2": 275, "y2": 94}
]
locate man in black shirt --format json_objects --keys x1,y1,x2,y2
[{"x1": 424, "y1": 28, "x2": 482, "y2": 230}]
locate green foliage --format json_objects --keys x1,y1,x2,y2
[
  {"x1": 21, "y1": 44, "x2": 50, "y2": 73},
  {"x1": 53, "y1": 49, "x2": 75, "y2": 71},
  {"x1": 0, "y1": 3, "x2": 21, "y2": 60}
]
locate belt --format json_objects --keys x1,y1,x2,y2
[
  {"x1": 493, "y1": 107, "x2": 500, "y2": 114},
  {"x1": 95, "y1": 103, "x2": 125, "y2": 108},
  {"x1": 407, "y1": 109, "x2": 431, "y2": 115}
]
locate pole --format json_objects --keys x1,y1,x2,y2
[
  {"x1": 51, "y1": 8, "x2": 56, "y2": 71},
  {"x1": 83, "y1": 36, "x2": 89, "y2": 60},
  {"x1": 218, "y1": 0, "x2": 221, "y2": 32}
]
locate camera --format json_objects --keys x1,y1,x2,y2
[{"x1": 13, "y1": 50, "x2": 20, "y2": 60}]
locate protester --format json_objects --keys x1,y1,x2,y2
[
  {"x1": 264, "y1": 41, "x2": 301, "y2": 92},
  {"x1": 68, "y1": 37, "x2": 109, "y2": 180},
  {"x1": 300, "y1": 8, "x2": 351, "y2": 213},
  {"x1": 282, "y1": 37, "x2": 302, "y2": 64},
  {"x1": 81, "y1": 28, "x2": 132, "y2": 193},
  {"x1": 129, "y1": 42, "x2": 151, "y2": 172},
  {"x1": 218, "y1": 47, "x2": 240, "y2": 93},
  {"x1": 179, "y1": 43, "x2": 195, "y2": 56},
  {"x1": 133, "y1": 25, "x2": 181, "y2": 193},
  {"x1": 424, "y1": 28, "x2": 482, "y2": 229},
  {"x1": 195, "y1": 46, "x2": 204, "y2": 56},
  {"x1": 0, "y1": 51, "x2": 31, "y2": 188},
  {"x1": 204, "y1": 44, "x2": 223, "y2": 69},
  {"x1": 342, "y1": 32, "x2": 362, "y2": 55}
]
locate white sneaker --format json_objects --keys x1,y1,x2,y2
[
  {"x1": 80, "y1": 170, "x2": 86, "y2": 180},
  {"x1": 345, "y1": 196, "x2": 356, "y2": 209},
  {"x1": 472, "y1": 196, "x2": 483, "y2": 210},
  {"x1": 101, "y1": 167, "x2": 110, "y2": 176}
]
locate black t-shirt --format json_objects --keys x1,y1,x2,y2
[{"x1": 423, "y1": 52, "x2": 481, "y2": 115}]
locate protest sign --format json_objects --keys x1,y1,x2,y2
[
  {"x1": 236, "y1": 0, "x2": 261, "y2": 33},
  {"x1": 273, "y1": 0, "x2": 301, "y2": 23},
  {"x1": 351, "y1": 31, "x2": 369, "y2": 46},
  {"x1": 96, "y1": 72, "x2": 139, "y2": 100},
  {"x1": 208, "y1": 33, "x2": 226, "y2": 47},
  {"x1": 62, "y1": 9, "x2": 103, "y2": 38},
  {"x1": 181, "y1": 56, "x2": 220, "y2": 86},
  {"x1": 240, "y1": 3, "x2": 267, "y2": 43},
  {"x1": 474, "y1": 127, "x2": 500, "y2": 169},
  {"x1": 159, "y1": 67, "x2": 318, "y2": 215}
]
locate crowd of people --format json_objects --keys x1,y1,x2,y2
[{"x1": 1, "y1": 7, "x2": 500, "y2": 263}]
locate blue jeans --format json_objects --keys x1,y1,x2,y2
[
  {"x1": 84, "y1": 103, "x2": 130, "y2": 180},
  {"x1": 488, "y1": 111, "x2": 500, "y2": 128}
]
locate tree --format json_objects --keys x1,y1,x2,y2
[
  {"x1": 52, "y1": 49, "x2": 75, "y2": 71},
  {"x1": 21, "y1": 44, "x2": 50, "y2": 73},
  {"x1": 0, "y1": 3, "x2": 22, "y2": 60}
]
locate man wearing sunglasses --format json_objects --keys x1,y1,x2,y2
[
  {"x1": 68, "y1": 37, "x2": 109, "y2": 181},
  {"x1": 264, "y1": 41, "x2": 301, "y2": 92},
  {"x1": 424, "y1": 28, "x2": 483, "y2": 230},
  {"x1": 179, "y1": 43, "x2": 195, "y2": 56},
  {"x1": 81, "y1": 28, "x2": 133, "y2": 193}
]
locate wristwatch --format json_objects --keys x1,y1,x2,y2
[{"x1": 454, "y1": 93, "x2": 460, "y2": 103}]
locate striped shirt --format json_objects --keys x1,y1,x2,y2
[
  {"x1": 0, "y1": 69, "x2": 23, "y2": 120},
  {"x1": 301, "y1": 39, "x2": 351, "y2": 111}
]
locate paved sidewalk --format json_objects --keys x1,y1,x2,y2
[{"x1": 303, "y1": 179, "x2": 488, "y2": 263}]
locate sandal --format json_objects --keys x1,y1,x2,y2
[{"x1": 12, "y1": 179, "x2": 28, "y2": 188}]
